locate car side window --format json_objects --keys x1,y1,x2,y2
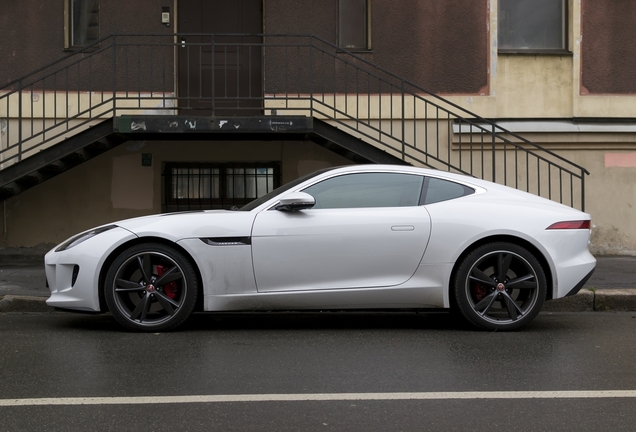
[
  {"x1": 302, "y1": 173, "x2": 424, "y2": 209},
  {"x1": 423, "y1": 177, "x2": 474, "y2": 205}
]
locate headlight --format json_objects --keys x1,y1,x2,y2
[{"x1": 55, "y1": 225, "x2": 118, "y2": 252}]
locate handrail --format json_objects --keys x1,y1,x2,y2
[
  {"x1": 304, "y1": 36, "x2": 589, "y2": 176},
  {"x1": 0, "y1": 34, "x2": 589, "y2": 210}
]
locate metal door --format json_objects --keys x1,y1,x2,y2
[{"x1": 178, "y1": 0, "x2": 263, "y2": 115}]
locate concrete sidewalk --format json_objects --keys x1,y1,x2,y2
[{"x1": 0, "y1": 256, "x2": 635, "y2": 313}]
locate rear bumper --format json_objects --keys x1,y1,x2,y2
[{"x1": 565, "y1": 267, "x2": 595, "y2": 297}]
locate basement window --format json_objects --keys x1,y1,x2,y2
[
  {"x1": 498, "y1": 0, "x2": 568, "y2": 54},
  {"x1": 163, "y1": 162, "x2": 280, "y2": 211},
  {"x1": 65, "y1": 0, "x2": 100, "y2": 49}
]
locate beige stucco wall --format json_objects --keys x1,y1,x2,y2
[
  {"x1": 516, "y1": 138, "x2": 636, "y2": 255},
  {"x1": 0, "y1": 140, "x2": 352, "y2": 248},
  {"x1": 584, "y1": 152, "x2": 636, "y2": 255},
  {"x1": 495, "y1": 55, "x2": 574, "y2": 118}
]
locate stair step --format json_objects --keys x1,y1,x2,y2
[
  {"x1": 60, "y1": 152, "x2": 87, "y2": 165},
  {"x1": 38, "y1": 162, "x2": 66, "y2": 175},
  {"x1": 15, "y1": 174, "x2": 40, "y2": 187}
]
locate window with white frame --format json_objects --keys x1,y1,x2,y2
[
  {"x1": 498, "y1": 0, "x2": 567, "y2": 53},
  {"x1": 338, "y1": 0, "x2": 370, "y2": 50},
  {"x1": 65, "y1": 0, "x2": 100, "y2": 49}
]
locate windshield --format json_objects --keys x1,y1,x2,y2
[{"x1": 238, "y1": 167, "x2": 337, "y2": 211}]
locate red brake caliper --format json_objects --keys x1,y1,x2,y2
[
  {"x1": 156, "y1": 265, "x2": 179, "y2": 299},
  {"x1": 472, "y1": 283, "x2": 487, "y2": 301}
]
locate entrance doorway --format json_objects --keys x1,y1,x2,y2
[{"x1": 177, "y1": 0, "x2": 263, "y2": 115}]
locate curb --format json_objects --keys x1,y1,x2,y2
[
  {"x1": 0, "y1": 295, "x2": 54, "y2": 313},
  {"x1": 542, "y1": 289, "x2": 636, "y2": 312},
  {"x1": 2, "y1": 290, "x2": 636, "y2": 314},
  {"x1": 593, "y1": 289, "x2": 636, "y2": 312},
  {"x1": 542, "y1": 290, "x2": 595, "y2": 312}
]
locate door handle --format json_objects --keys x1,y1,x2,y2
[{"x1": 391, "y1": 225, "x2": 415, "y2": 231}]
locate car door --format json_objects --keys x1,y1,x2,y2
[{"x1": 251, "y1": 172, "x2": 432, "y2": 292}]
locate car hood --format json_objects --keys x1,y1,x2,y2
[{"x1": 115, "y1": 210, "x2": 258, "y2": 241}]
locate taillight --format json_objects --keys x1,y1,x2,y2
[{"x1": 546, "y1": 220, "x2": 591, "y2": 230}]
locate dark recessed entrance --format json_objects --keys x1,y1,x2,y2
[{"x1": 177, "y1": 0, "x2": 263, "y2": 115}]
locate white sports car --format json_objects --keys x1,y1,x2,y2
[{"x1": 45, "y1": 165, "x2": 595, "y2": 332}]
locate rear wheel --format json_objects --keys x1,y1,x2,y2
[
  {"x1": 453, "y1": 242, "x2": 546, "y2": 331},
  {"x1": 104, "y1": 243, "x2": 198, "y2": 332}
]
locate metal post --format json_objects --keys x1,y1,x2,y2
[
  {"x1": 112, "y1": 35, "x2": 117, "y2": 118},
  {"x1": 309, "y1": 37, "x2": 314, "y2": 115},
  {"x1": 401, "y1": 80, "x2": 405, "y2": 160},
  {"x1": 211, "y1": 34, "x2": 215, "y2": 114},
  {"x1": 492, "y1": 124, "x2": 496, "y2": 182},
  {"x1": 17, "y1": 80, "x2": 22, "y2": 161},
  {"x1": 581, "y1": 172, "x2": 586, "y2": 212}
]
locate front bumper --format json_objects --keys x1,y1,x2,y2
[{"x1": 45, "y1": 227, "x2": 137, "y2": 312}]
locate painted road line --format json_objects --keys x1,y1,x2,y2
[{"x1": 1, "y1": 391, "x2": 636, "y2": 407}]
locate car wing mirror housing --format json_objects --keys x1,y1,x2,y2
[{"x1": 275, "y1": 192, "x2": 316, "y2": 211}]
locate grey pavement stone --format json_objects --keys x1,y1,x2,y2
[{"x1": 585, "y1": 256, "x2": 636, "y2": 289}]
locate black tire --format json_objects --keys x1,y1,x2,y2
[
  {"x1": 453, "y1": 242, "x2": 546, "y2": 331},
  {"x1": 104, "y1": 243, "x2": 198, "y2": 332}
]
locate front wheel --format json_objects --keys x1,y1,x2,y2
[
  {"x1": 104, "y1": 243, "x2": 198, "y2": 332},
  {"x1": 453, "y1": 242, "x2": 546, "y2": 331}
]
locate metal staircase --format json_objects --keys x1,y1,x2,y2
[{"x1": 0, "y1": 34, "x2": 589, "y2": 209}]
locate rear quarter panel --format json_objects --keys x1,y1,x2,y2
[{"x1": 421, "y1": 193, "x2": 592, "y2": 301}]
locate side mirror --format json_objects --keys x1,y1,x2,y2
[{"x1": 274, "y1": 192, "x2": 316, "y2": 212}]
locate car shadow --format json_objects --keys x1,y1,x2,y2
[
  {"x1": 56, "y1": 309, "x2": 563, "y2": 333},
  {"x1": 56, "y1": 310, "x2": 472, "y2": 332}
]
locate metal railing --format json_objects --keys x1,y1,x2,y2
[{"x1": 0, "y1": 34, "x2": 589, "y2": 209}]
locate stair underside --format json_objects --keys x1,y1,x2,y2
[{"x1": 0, "y1": 115, "x2": 408, "y2": 201}]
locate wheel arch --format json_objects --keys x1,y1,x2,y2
[
  {"x1": 449, "y1": 234, "x2": 554, "y2": 303},
  {"x1": 97, "y1": 236, "x2": 205, "y2": 313}
]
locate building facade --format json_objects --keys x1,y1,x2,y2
[{"x1": 1, "y1": 0, "x2": 635, "y2": 255}]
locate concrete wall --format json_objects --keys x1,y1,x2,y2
[{"x1": 0, "y1": 140, "x2": 352, "y2": 248}]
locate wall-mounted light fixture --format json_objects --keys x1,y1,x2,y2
[{"x1": 162, "y1": 7, "x2": 170, "y2": 27}]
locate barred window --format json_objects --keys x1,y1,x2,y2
[{"x1": 164, "y1": 162, "x2": 280, "y2": 211}]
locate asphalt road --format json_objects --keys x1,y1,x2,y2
[{"x1": 1, "y1": 311, "x2": 636, "y2": 431}]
